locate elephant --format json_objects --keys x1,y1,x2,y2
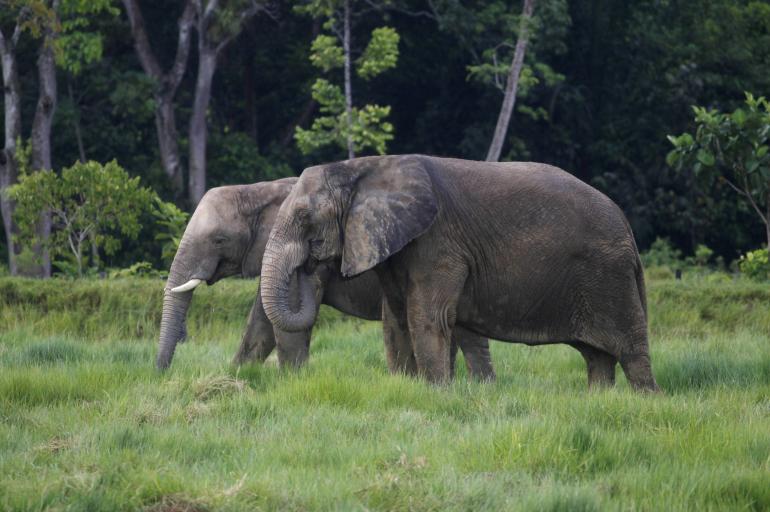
[
  {"x1": 155, "y1": 177, "x2": 496, "y2": 380},
  {"x1": 259, "y1": 155, "x2": 660, "y2": 391}
]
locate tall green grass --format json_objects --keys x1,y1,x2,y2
[{"x1": 0, "y1": 277, "x2": 768, "y2": 510}]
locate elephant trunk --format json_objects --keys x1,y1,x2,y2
[
  {"x1": 156, "y1": 243, "x2": 196, "y2": 370},
  {"x1": 260, "y1": 231, "x2": 317, "y2": 332}
]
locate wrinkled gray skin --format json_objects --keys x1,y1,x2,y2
[
  {"x1": 156, "y1": 177, "x2": 495, "y2": 380},
  {"x1": 260, "y1": 155, "x2": 659, "y2": 390}
]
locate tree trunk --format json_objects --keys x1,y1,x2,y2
[
  {"x1": 155, "y1": 94, "x2": 185, "y2": 197},
  {"x1": 188, "y1": 47, "x2": 217, "y2": 206},
  {"x1": 343, "y1": 0, "x2": 355, "y2": 159},
  {"x1": 0, "y1": 28, "x2": 22, "y2": 275},
  {"x1": 123, "y1": 0, "x2": 194, "y2": 201},
  {"x1": 29, "y1": 39, "x2": 58, "y2": 278},
  {"x1": 485, "y1": 0, "x2": 536, "y2": 162}
]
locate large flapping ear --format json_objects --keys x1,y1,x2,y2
[
  {"x1": 239, "y1": 178, "x2": 297, "y2": 277},
  {"x1": 341, "y1": 157, "x2": 438, "y2": 277}
]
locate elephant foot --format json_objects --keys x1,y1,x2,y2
[{"x1": 620, "y1": 352, "x2": 661, "y2": 393}]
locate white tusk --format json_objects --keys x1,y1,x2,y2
[{"x1": 170, "y1": 278, "x2": 202, "y2": 293}]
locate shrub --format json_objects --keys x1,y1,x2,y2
[
  {"x1": 641, "y1": 238, "x2": 683, "y2": 268},
  {"x1": 8, "y1": 160, "x2": 155, "y2": 277},
  {"x1": 738, "y1": 249, "x2": 769, "y2": 281},
  {"x1": 108, "y1": 261, "x2": 166, "y2": 279},
  {"x1": 693, "y1": 244, "x2": 714, "y2": 267},
  {"x1": 153, "y1": 197, "x2": 189, "y2": 269}
]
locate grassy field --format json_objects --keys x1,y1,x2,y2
[{"x1": 1, "y1": 276, "x2": 769, "y2": 511}]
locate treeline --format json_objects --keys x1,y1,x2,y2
[{"x1": 1, "y1": 0, "x2": 769, "y2": 274}]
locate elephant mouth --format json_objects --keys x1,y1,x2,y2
[{"x1": 207, "y1": 261, "x2": 242, "y2": 285}]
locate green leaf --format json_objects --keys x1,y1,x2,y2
[
  {"x1": 732, "y1": 108, "x2": 747, "y2": 126},
  {"x1": 309, "y1": 34, "x2": 344, "y2": 72},
  {"x1": 357, "y1": 27, "x2": 400, "y2": 80},
  {"x1": 696, "y1": 149, "x2": 715, "y2": 167},
  {"x1": 665, "y1": 150, "x2": 680, "y2": 167}
]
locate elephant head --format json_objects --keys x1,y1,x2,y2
[
  {"x1": 156, "y1": 178, "x2": 296, "y2": 369},
  {"x1": 260, "y1": 155, "x2": 438, "y2": 332}
]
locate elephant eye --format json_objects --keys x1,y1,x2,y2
[{"x1": 214, "y1": 237, "x2": 228, "y2": 246}]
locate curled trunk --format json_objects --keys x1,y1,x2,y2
[{"x1": 261, "y1": 235, "x2": 317, "y2": 332}]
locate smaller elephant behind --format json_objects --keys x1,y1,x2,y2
[{"x1": 156, "y1": 178, "x2": 496, "y2": 380}]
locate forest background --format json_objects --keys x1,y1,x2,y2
[{"x1": 1, "y1": 0, "x2": 769, "y2": 276}]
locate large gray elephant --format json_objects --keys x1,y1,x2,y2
[
  {"x1": 156, "y1": 177, "x2": 495, "y2": 380},
  {"x1": 260, "y1": 155, "x2": 659, "y2": 390}
]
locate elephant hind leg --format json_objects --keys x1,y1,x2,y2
[
  {"x1": 570, "y1": 341, "x2": 616, "y2": 389},
  {"x1": 618, "y1": 328, "x2": 660, "y2": 392},
  {"x1": 454, "y1": 327, "x2": 495, "y2": 381}
]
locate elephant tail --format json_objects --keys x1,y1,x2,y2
[
  {"x1": 622, "y1": 214, "x2": 647, "y2": 322},
  {"x1": 634, "y1": 253, "x2": 647, "y2": 322}
]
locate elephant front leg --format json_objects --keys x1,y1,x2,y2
[
  {"x1": 406, "y1": 267, "x2": 466, "y2": 384},
  {"x1": 454, "y1": 328, "x2": 496, "y2": 381},
  {"x1": 232, "y1": 287, "x2": 277, "y2": 366},
  {"x1": 381, "y1": 295, "x2": 418, "y2": 376}
]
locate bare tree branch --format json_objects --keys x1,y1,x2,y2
[
  {"x1": 740, "y1": 171, "x2": 768, "y2": 225},
  {"x1": 167, "y1": 2, "x2": 196, "y2": 92},
  {"x1": 202, "y1": 0, "x2": 221, "y2": 25},
  {"x1": 486, "y1": 0, "x2": 536, "y2": 162},
  {"x1": 122, "y1": 0, "x2": 164, "y2": 79}
]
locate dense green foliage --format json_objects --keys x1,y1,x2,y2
[
  {"x1": 3, "y1": 0, "x2": 770, "y2": 271},
  {"x1": 1, "y1": 276, "x2": 769, "y2": 509},
  {"x1": 8, "y1": 160, "x2": 156, "y2": 276},
  {"x1": 738, "y1": 248, "x2": 770, "y2": 281}
]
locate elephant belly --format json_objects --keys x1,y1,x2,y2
[{"x1": 455, "y1": 273, "x2": 580, "y2": 345}]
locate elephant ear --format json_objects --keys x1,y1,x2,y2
[{"x1": 341, "y1": 158, "x2": 438, "y2": 277}]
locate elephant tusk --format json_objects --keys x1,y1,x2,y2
[{"x1": 170, "y1": 279, "x2": 202, "y2": 293}]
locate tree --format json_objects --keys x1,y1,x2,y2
[
  {"x1": 294, "y1": 0, "x2": 399, "y2": 159},
  {"x1": 667, "y1": 93, "x2": 770, "y2": 253},
  {"x1": 484, "y1": 0, "x2": 535, "y2": 162},
  {"x1": 124, "y1": 0, "x2": 267, "y2": 207},
  {"x1": 187, "y1": 0, "x2": 267, "y2": 206},
  {"x1": 1, "y1": 0, "x2": 60, "y2": 277},
  {"x1": 8, "y1": 160, "x2": 155, "y2": 277},
  {"x1": 123, "y1": 0, "x2": 195, "y2": 200},
  {"x1": 0, "y1": 0, "x2": 114, "y2": 276},
  {"x1": 0, "y1": 6, "x2": 24, "y2": 275}
]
